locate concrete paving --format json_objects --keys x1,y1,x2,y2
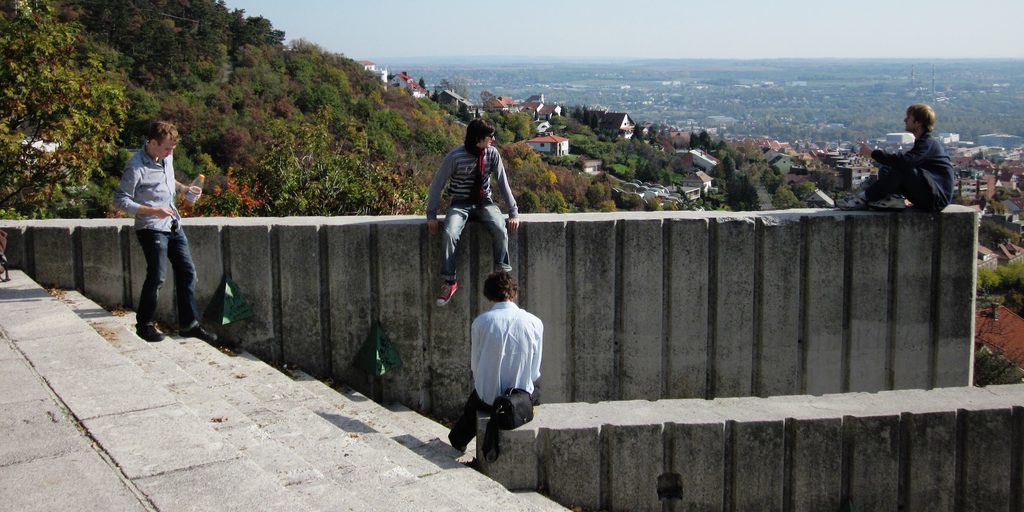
[{"x1": 0, "y1": 270, "x2": 564, "y2": 511}]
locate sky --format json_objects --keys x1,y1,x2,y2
[{"x1": 222, "y1": 0, "x2": 1024, "y2": 62}]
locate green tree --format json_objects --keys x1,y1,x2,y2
[
  {"x1": 980, "y1": 219, "x2": 1021, "y2": 248},
  {"x1": 772, "y1": 185, "x2": 803, "y2": 209},
  {"x1": 0, "y1": 3, "x2": 127, "y2": 217}
]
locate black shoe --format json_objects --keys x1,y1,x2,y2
[
  {"x1": 181, "y1": 325, "x2": 218, "y2": 344},
  {"x1": 137, "y1": 324, "x2": 165, "y2": 342},
  {"x1": 448, "y1": 433, "x2": 467, "y2": 454}
]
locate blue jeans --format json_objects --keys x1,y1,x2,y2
[
  {"x1": 136, "y1": 227, "x2": 199, "y2": 329},
  {"x1": 441, "y1": 200, "x2": 511, "y2": 282}
]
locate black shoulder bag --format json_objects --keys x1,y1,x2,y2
[{"x1": 482, "y1": 388, "x2": 534, "y2": 462}]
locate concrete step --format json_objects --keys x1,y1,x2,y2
[
  {"x1": 2, "y1": 273, "x2": 317, "y2": 512},
  {"x1": 59, "y1": 288, "x2": 564, "y2": 511},
  {"x1": 63, "y1": 292, "x2": 454, "y2": 511}
]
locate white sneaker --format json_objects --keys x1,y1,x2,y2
[
  {"x1": 836, "y1": 192, "x2": 868, "y2": 210},
  {"x1": 868, "y1": 194, "x2": 907, "y2": 211}
]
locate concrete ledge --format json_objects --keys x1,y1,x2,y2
[
  {"x1": 0, "y1": 207, "x2": 979, "y2": 417},
  {"x1": 480, "y1": 387, "x2": 1024, "y2": 511}
]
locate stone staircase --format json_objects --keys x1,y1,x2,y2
[{"x1": 0, "y1": 271, "x2": 564, "y2": 511}]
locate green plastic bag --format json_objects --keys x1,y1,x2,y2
[
  {"x1": 203, "y1": 273, "x2": 254, "y2": 325},
  {"x1": 354, "y1": 322, "x2": 402, "y2": 377}
]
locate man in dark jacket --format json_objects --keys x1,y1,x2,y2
[{"x1": 838, "y1": 103, "x2": 954, "y2": 212}]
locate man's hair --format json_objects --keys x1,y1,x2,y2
[
  {"x1": 483, "y1": 271, "x2": 518, "y2": 302},
  {"x1": 906, "y1": 104, "x2": 936, "y2": 133},
  {"x1": 146, "y1": 121, "x2": 179, "y2": 144},
  {"x1": 464, "y1": 118, "x2": 495, "y2": 149}
]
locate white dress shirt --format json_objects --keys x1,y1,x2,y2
[{"x1": 471, "y1": 301, "x2": 543, "y2": 405}]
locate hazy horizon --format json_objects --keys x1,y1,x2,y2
[{"x1": 223, "y1": 0, "x2": 1024, "y2": 61}]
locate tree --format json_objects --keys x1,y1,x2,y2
[
  {"x1": 980, "y1": 219, "x2": 1021, "y2": 248},
  {"x1": 772, "y1": 185, "x2": 803, "y2": 209},
  {"x1": 0, "y1": 3, "x2": 127, "y2": 217}
]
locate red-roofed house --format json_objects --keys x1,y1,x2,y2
[
  {"x1": 525, "y1": 134, "x2": 570, "y2": 157},
  {"x1": 996, "y1": 242, "x2": 1024, "y2": 265},
  {"x1": 976, "y1": 305, "x2": 1024, "y2": 372},
  {"x1": 484, "y1": 96, "x2": 519, "y2": 112},
  {"x1": 389, "y1": 71, "x2": 428, "y2": 98},
  {"x1": 978, "y1": 245, "x2": 999, "y2": 270},
  {"x1": 598, "y1": 112, "x2": 636, "y2": 139}
]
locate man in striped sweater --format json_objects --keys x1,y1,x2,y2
[{"x1": 427, "y1": 119, "x2": 519, "y2": 306}]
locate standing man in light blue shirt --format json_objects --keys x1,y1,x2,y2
[
  {"x1": 448, "y1": 271, "x2": 543, "y2": 452},
  {"x1": 113, "y1": 121, "x2": 218, "y2": 345}
]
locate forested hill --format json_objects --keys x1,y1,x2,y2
[{"x1": 3, "y1": 0, "x2": 462, "y2": 218}]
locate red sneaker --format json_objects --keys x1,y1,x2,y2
[{"x1": 436, "y1": 281, "x2": 458, "y2": 306}]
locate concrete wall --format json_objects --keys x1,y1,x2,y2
[
  {"x1": 478, "y1": 385, "x2": 1024, "y2": 512},
  {"x1": 0, "y1": 207, "x2": 978, "y2": 416}
]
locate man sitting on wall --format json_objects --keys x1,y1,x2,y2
[{"x1": 448, "y1": 271, "x2": 543, "y2": 452}]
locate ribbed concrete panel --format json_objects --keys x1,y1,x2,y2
[
  {"x1": 803, "y1": 216, "x2": 846, "y2": 394},
  {"x1": 80, "y1": 225, "x2": 125, "y2": 307},
  {"x1": 428, "y1": 220, "x2": 473, "y2": 418},
  {"x1": 892, "y1": 214, "x2": 937, "y2": 389},
  {"x1": 961, "y1": 408, "x2": 1013, "y2": 511},
  {"x1": 543, "y1": 427, "x2": 599, "y2": 511},
  {"x1": 223, "y1": 224, "x2": 276, "y2": 361},
  {"x1": 376, "y1": 222, "x2": 425, "y2": 409},
  {"x1": 325, "y1": 223, "x2": 372, "y2": 392},
  {"x1": 0, "y1": 225, "x2": 27, "y2": 272},
  {"x1": 522, "y1": 221, "x2": 569, "y2": 403},
  {"x1": 604, "y1": 423, "x2": 663, "y2": 512},
  {"x1": 713, "y1": 218, "x2": 755, "y2": 398},
  {"x1": 732, "y1": 419, "x2": 784, "y2": 511},
  {"x1": 844, "y1": 414, "x2": 900, "y2": 511},
  {"x1": 571, "y1": 220, "x2": 616, "y2": 403},
  {"x1": 848, "y1": 214, "x2": 892, "y2": 392},
  {"x1": 620, "y1": 219, "x2": 663, "y2": 400},
  {"x1": 184, "y1": 223, "x2": 224, "y2": 328},
  {"x1": 665, "y1": 218, "x2": 709, "y2": 399},
  {"x1": 758, "y1": 218, "x2": 802, "y2": 397},
  {"x1": 278, "y1": 224, "x2": 325, "y2": 377},
  {"x1": 475, "y1": 417, "x2": 538, "y2": 491},
  {"x1": 665, "y1": 421, "x2": 724, "y2": 511},
  {"x1": 32, "y1": 225, "x2": 76, "y2": 289},
  {"x1": 935, "y1": 210, "x2": 978, "y2": 387},
  {"x1": 788, "y1": 417, "x2": 842, "y2": 512},
  {"x1": 902, "y1": 411, "x2": 956, "y2": 512}
]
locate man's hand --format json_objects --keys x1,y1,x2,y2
[
  {"x1": 427, "y1": 219, "x2": 440, "y2": 235},
  {"x1": 507, "y1": 217, "x2": 520, "y2": 233},
  {"x1": 140, "y1": 205, "x2": 175, "y2": 218}
]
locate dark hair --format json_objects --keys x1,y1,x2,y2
[
  {"x1": 906, "y1": 103, "x2": 936, "y2": 133},
  {"x1": 464, "y1": 118, "x2": 495, "y2": 151},
  {"x1": 483, "y1": 271, "x2": 518, "y2": 302},
  {"x1": 146, "y1": 121, "x2": 179, "y2": 144}
]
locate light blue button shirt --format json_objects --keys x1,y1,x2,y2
[
  {"x1": 471, "y1": 301, "x2": 543, "y2": 405},
  {"x1": 113, "y1": 147, "x2": 179, "y2": 231}
]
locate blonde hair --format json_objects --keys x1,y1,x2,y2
[{"x1": 906, "y1": 104, "x2": 936, "y2": 133}]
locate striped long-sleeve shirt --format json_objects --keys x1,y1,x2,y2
[{"x1": 426, "y1": 145, "x2": 518, "y2": 220}]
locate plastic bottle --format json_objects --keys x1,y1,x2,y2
[{"x1": 183, "y1": 174, "x2": 205, "y2": 204}]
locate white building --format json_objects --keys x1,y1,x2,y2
[{"x1": 886, "y1": 132, "x2": 915, "y2": 145}]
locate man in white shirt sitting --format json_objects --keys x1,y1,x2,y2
[{"x1": 448, "y1": 271, "x2": 543, "y2": 453}]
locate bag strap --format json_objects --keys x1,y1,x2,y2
[{"x1": 482, "y1": 414, "x2": 500, "y2": 462}]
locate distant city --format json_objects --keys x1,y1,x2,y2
[{"x1": 390, "y1": 59, "x2": 1024, "y2": 147}]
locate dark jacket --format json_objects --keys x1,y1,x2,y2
[{"x1": 871, "y1": 132, "x2": 955, "y2": 208}]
